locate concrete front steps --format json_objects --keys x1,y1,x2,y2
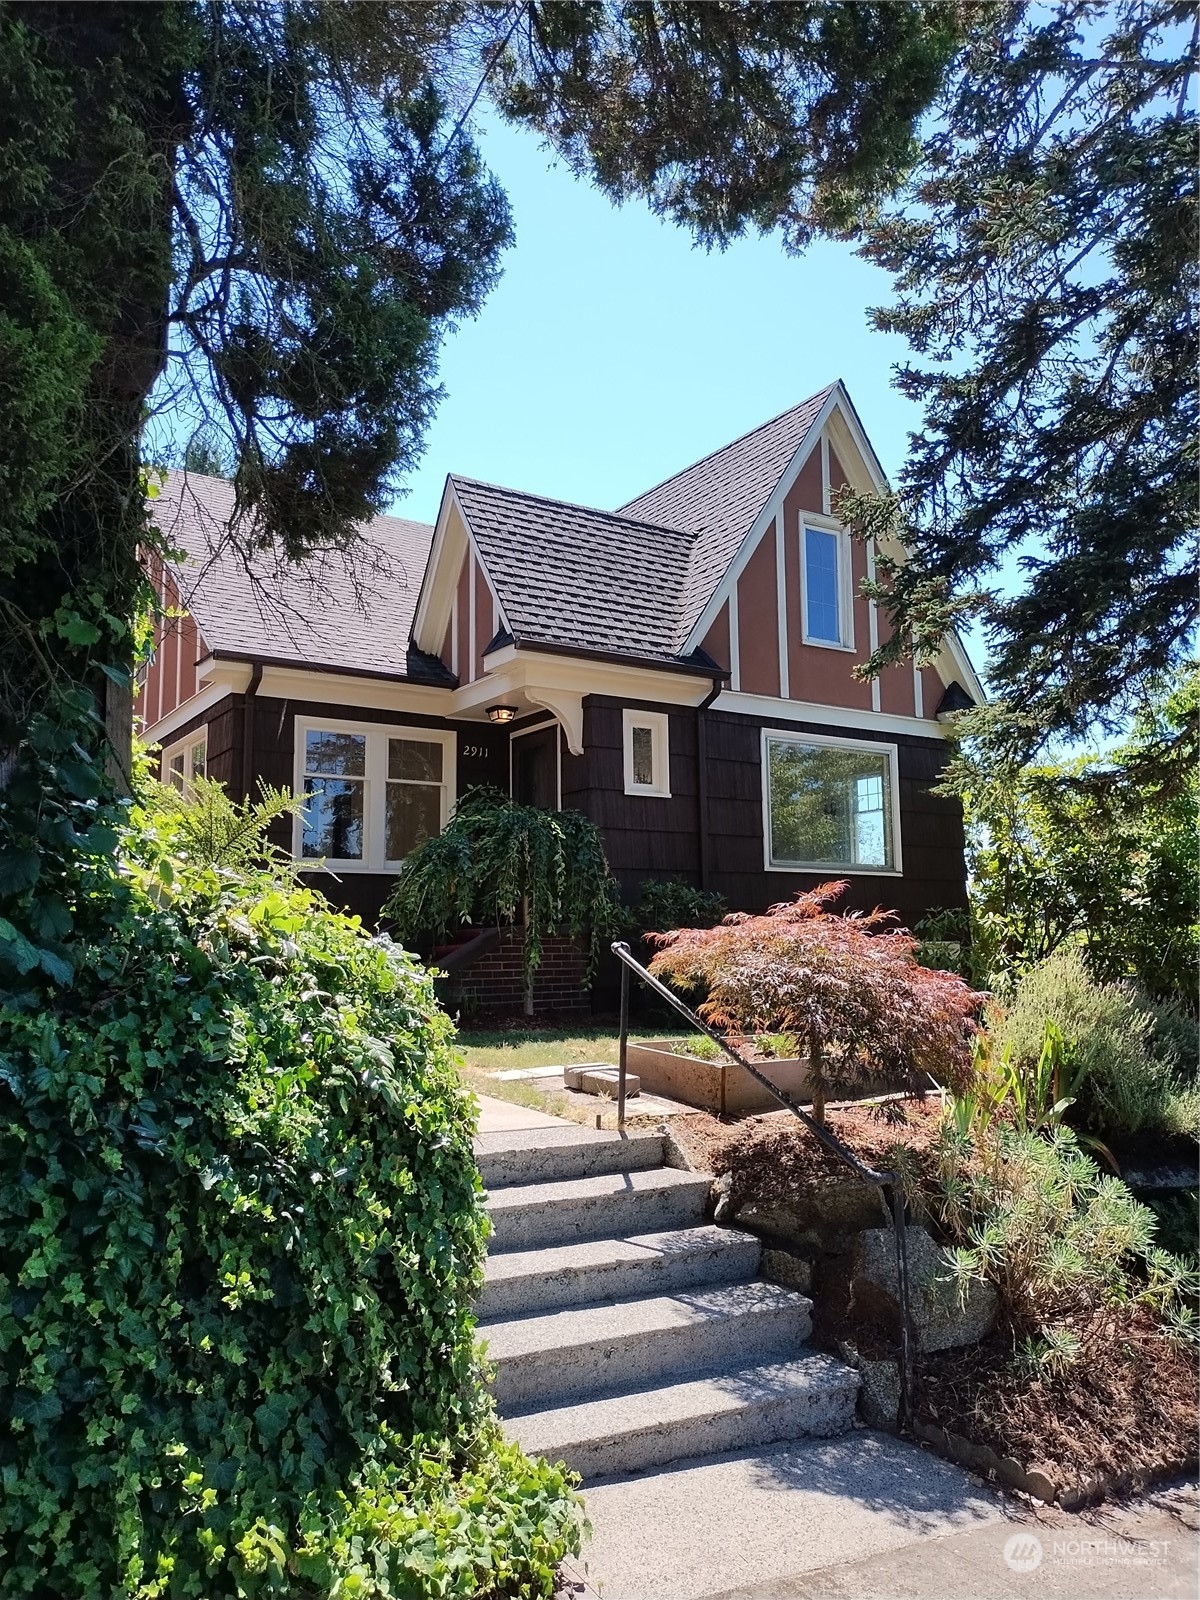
[{"x1": 475, "y1": 1123, "x2": 859, "y2": 1480}]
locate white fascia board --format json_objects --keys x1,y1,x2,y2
[
  {"x1": 256, "y1": 664, "x2": 454, "y2": 715},
  {"x1": 683, "y1": 385, "x2": 843, "y2": 653},
  {"x1": 825, "y1": 381, "x2": 890, "y2": 492},
  {"x1": 939, "y1": 632, "x2": 987, "y2": 705},
  {"x1": 718, "y1": 688, "x2": 950, "y2": 742},
  {"x1": 411, "y1": 480, "x2": 467, "y2": 654},
  {"x1": 417, "y1": 481, "x2": 510, "y2": 654}
]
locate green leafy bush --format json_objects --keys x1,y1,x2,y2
[
  {"x1": 632, "y1": 878, "x2": 727, "y2": 936},
  {"x1": 384, "y1": 786, "x2": 621, "y2": 987},
  {"x1": 754, "y1": 1032, "x2": 800, "y2": 1061},
  {"x1": 0, "y1": 790, "x2": 583, "y2": 1598},
  {"x1": 995, "y1": 946, "x2": 1198, "y2": 1139}
]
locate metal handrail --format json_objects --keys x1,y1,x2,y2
[{"x1": 612, "y1": 938, "x2": 915, "y2": 1428}]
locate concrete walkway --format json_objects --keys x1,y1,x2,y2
[
  {"x1": 474, "y1": 1092, "x2": 567, "y2": 1133},
  {"x1": 562, "y1": 1435, "x2": 1198, "y2": 1600}
]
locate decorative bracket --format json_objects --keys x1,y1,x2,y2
[{"x1": 525, "y1": 687, "x2": 584, "y2": 756}]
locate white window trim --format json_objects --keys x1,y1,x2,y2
[
  {"x1": 623, "y1": 709, "x2": 671, "y2": 798},
  {"x1": 161, "y1": 727, "x2": 208, "y2": 790},
  {"x1": 799, "y1": 513, "x2": 856, "y2": 653},
  {"x1": 292, "y1": 716, "x2": 456, "y2": 873},
  {"x1": 760, "y1": 726, "x2": 902, "y2": 876}
]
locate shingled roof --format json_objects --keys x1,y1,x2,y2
[
  {"x1": 151, "y1": 471, "x2": 449, "y2": 683},
  {"x1": 449, "y1": 476, "x2": 702, "y2": 666},
  {"x1": 619, "y1": 383, "x2": 835, "y2": 642},
  {"x1": 152, "y1": 382, "x2": 842, "y2": 681}
]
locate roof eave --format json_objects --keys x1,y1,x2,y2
[
  {"x1": 503, "y1": 636, "x2": 728, "y2": 680},
  {"x1": 205, "y1": 647, "x2": 458, "y2": 689}
]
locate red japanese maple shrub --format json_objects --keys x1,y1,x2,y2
[{"x1": 649, "y1": 881, "x2": 981, "y2": 1121}]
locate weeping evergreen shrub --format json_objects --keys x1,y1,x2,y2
[
  {"x1": 0, "y1": 781, "x2": 584, "y2": 1598},
  {"x1": 384, "y1": 787, "x2": 622, "y2": 986}
]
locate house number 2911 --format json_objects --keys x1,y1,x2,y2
[{"x1": 460, "y1": 744, "x2": 490, "y2": 759}]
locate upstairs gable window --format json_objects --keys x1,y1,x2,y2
[{"x1": 801, "y1": 517, "x2": 854, "y2": 650}]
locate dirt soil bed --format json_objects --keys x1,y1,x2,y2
[
  {"x1": 670, "y1": 1096, "x2": 944, "y2": 1203},
  {"x1": 914, "y1": 1306, "x2": 1199, "y2": 1488}
]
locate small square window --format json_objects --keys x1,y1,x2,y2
[{"x1": 623, "y1": 710, "x2": 670, "y2": 797}]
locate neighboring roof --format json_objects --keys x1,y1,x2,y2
[
  {"x1": 448, "y1": 476, "x2": 702, "y2": 666},
  {"x1": 619, "y1": 383, "x2": 835, "y2": 640},
  {"x1": 150, "y1": 471, "x2": 449, "y2": 683}
]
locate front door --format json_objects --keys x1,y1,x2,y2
[{"x1": 511, "y1": 724, "x2": 559, "y2": 809}]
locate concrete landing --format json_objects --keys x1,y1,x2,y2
[
  {"x1": 563, "y1": 1435, "x2": 1198, "y2": 1600},
  {"x1": 473, "y1": 1092, "x2": 567, "y2": 1133}
]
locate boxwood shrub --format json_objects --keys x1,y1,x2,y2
[{"x1": 0, "y1": 802, "x2": 583, "y2": 1597}]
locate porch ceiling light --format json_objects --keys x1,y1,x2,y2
[{"x1": 486, "y1": 704, "x2": 518, "y2": 725}]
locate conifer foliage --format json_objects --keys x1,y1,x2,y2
[{"x1": 846, "y1": 0, "x2": 1198, "y2": 743}]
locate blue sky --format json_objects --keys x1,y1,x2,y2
[
  {"x1": 396, "y1": 116, "x2": 994, "y2": 685},
  {"x1": 398, "y1": 116, "x2": 925, "y2": 528}
]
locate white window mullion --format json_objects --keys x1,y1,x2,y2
[{"x1": 368, "y1": 729, "x2": 385, "y2": 871}]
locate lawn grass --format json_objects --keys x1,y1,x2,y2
[{"x1": 454, "y1": 1025, "x2": 660, "y2": 1073}]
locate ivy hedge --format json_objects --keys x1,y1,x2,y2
[{"x1": 0, "y1": 789, "x2": 584, "y2": 1597}]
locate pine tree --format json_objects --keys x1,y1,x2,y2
[{"x1": 847, "y1": 0, "x2": 1197, "y2": 747}]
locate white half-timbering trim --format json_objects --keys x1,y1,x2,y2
[
  {"x1": 718, "y1": 689, "x2": 947, "y2": 742},
  {"x1": 467, "y1": 550, "x2": 476, "y2": 684},
  {"x1": 821, "y1": 434, "x2": 831, "y2": 516},
  {"x1": 622, "y1": 708, "x2": 672, "y2": 798},
  {"x1": 760, "y1": 725, "x2": 903, "y2": 876},
  {"x1": 913, "y1": 649, "x2": 925, "y2": 719},
  {"x1": 292, "y1": 715, "x2": 456, "y2": 874},
  {"x1": 866, "y1": 537, "x2": 881, "y2": 714},
  {"x1": 775, "y1": 514, "x2": 789, "y2": 700},
  {"x1": 728, "y1": 583, "x2": 741, "y2": 691}
]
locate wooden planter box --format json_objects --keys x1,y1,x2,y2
[{"x1": 627, "y1": 1039, "x2": 812, "y2": 1116}]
